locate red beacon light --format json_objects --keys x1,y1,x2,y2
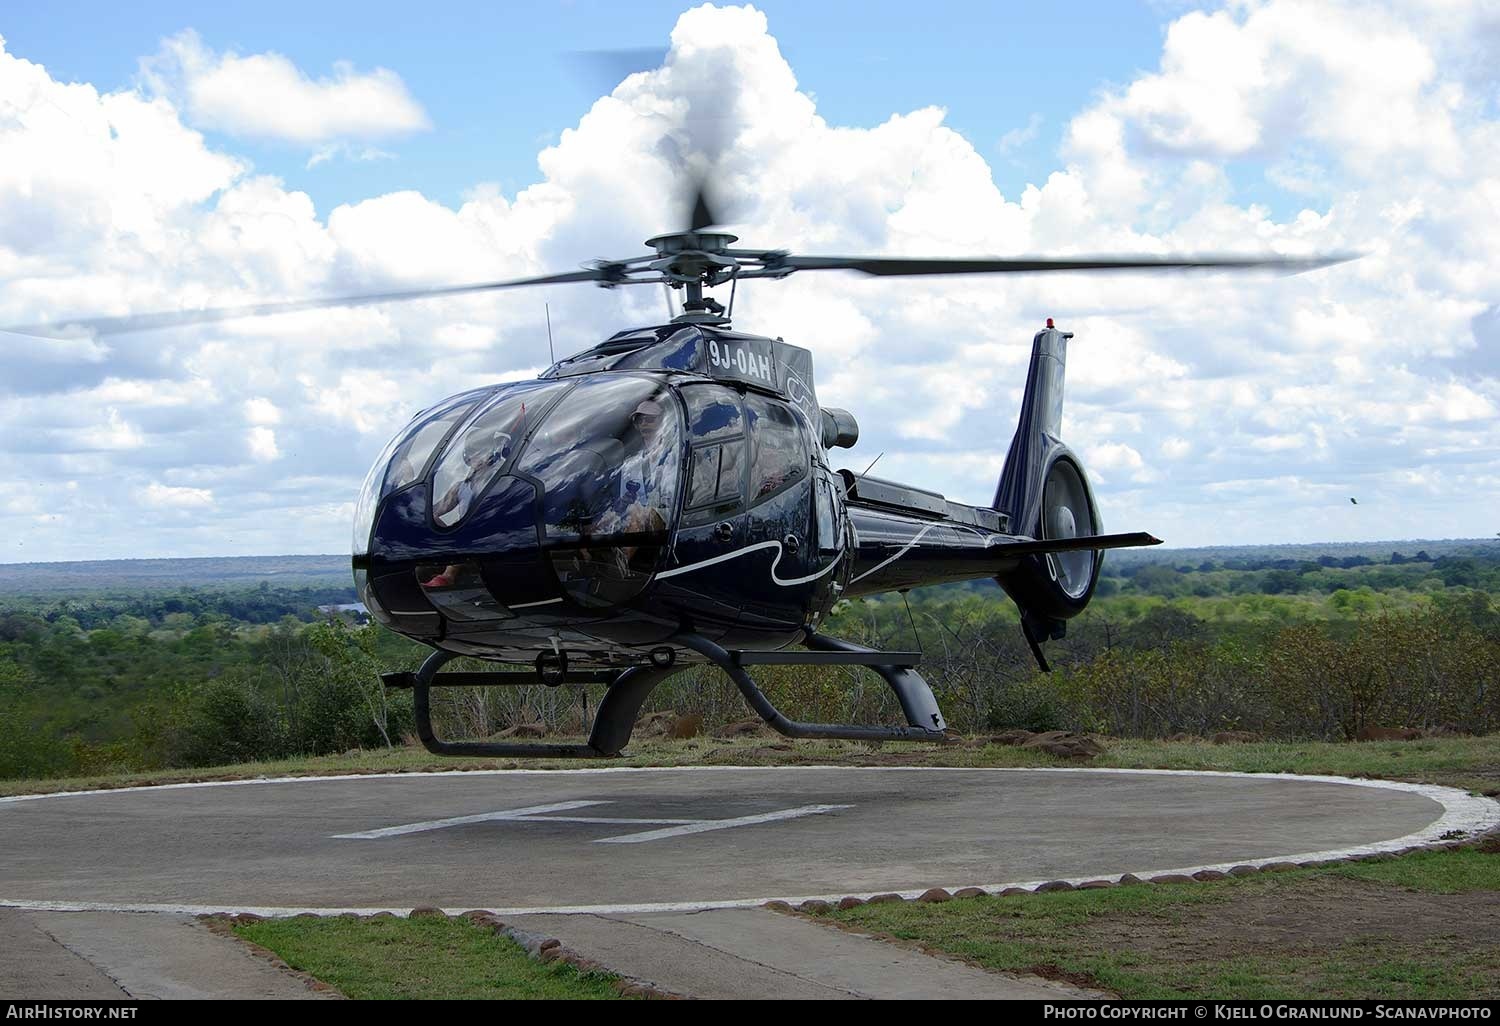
[{"x1": 1045, "y1": 317, "x2": 1055, "y2": 328}]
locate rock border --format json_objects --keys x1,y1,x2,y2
[
  {"x1": 761, "y1": 828, "x2": 1500, "y2": 1000},
  {"x1": 207, "y1": 908, "x2": 681, "y2": 1000},
  {"x1": 766, "y1": 826, "x2": 1500, "y2": 915}
]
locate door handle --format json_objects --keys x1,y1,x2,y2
[
  {"x1": 783, "y1": 533, "x2": 800, "y2": 554},
  {"x1": 715, "y1": 521, "x2": 734, "y2": 542}
]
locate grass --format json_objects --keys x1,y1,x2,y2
[
  {"x1": 4, "y1": 732, "x2": 1496, "y2": 798},
  {"x1": 231, "y1": 914, "x2": 625, "y2": 1000},
  {"x1": 1321, "y1": 846, "x2": 1500, "y2": 893},
  {"x1": 813, "y1": 842, "x2": 1500, "y2": 1000},
  {"x1": 1101, "y1": 735, "x2": 1500, "y2": 795}
]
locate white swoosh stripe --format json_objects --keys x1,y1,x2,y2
[
  {"x1": 656, "y1": 540, "x2": 840, "y2": 587},
  {"x1": 847, "y1": 523, "x2": 939, "y2": 585}
]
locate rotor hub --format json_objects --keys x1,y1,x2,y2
[{"x1": 644, "y1": 230, "x2": 739, "y2": 256}]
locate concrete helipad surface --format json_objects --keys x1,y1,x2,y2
[{"x1": 4, "y1": 766, "x2": 1496, "y2": 915}]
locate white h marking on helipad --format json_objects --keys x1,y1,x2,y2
[
  {"x1": 333, "y1": 800, "x2": 853, "y2": 843},
  {"x1": 593, "y1": 804, "x2": 853, "y2": 844},
  {"x1": 332, "y1": 800, "x2": 610, "y2": 839}
]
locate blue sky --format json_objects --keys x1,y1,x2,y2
[
  {"x1": 1, "y1": 1, "x2": 1497, "y2": 561},
  {"x1": 5, "y1": 1, "x2": 1186, "y2": 213}
]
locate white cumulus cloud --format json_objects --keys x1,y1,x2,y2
[
  {"x1": 141, "y1": 30, "x2": 430, "y2": 146},
  {"x1": 139, "y1": 483, "x2": 215, "y2": 509}
]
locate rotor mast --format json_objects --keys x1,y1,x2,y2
[{"x1": 641, "y1": 230, "x2": 745, "y2": 325}]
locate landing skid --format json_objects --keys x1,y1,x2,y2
[
  {"x1": 382, "y1": 630, "x2": 951, "y2": 758},
  {"x1": 681, "y1": 632, "x2": 949, "y2": 742}
]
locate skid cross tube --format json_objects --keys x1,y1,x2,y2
[
  {"x1": 382, "y1": 668, "x2": 620, "y2": 689},
  {"x1": 801, "y1": 631, "x2": 948, "y2": 733},
  {"x1": 408, "y1": 650, "x2": 606, "y2": 758},
  {"x1": 678, "y1": 633, "x2": 949, "y2": 743},
  {"x1": 400, "y1": 650, "x2": 682, "y2": 758}
]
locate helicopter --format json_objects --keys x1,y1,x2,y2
[{"x1": 8, "y1": 189, "x2": 1350, "y2": 760}]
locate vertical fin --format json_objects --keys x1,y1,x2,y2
[{"x1": 994, "y1": 324, "x2": 1071, "y2": 531}]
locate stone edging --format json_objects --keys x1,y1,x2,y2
[
  {"x1": 207, "y1": 908, "x2": 681, "y2": 1000},
  {"x1": 765, "y1": 826, "x2": 1500, "y2": 912},
  {"x1": 760, "y1": 828, "x2": 1500, "y2": 999}
]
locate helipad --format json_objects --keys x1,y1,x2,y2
[{"x1": 3, "y1": 766, "x2": 1495, "y2": 916}]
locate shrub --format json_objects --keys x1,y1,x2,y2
[{"x1": 0, "y1": 692, "x2": 75, "y2": 779}]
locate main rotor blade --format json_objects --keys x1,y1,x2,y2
[
  {"x1": 778, "y1": 253, "x2": 1358, "y2": 277},
  {"x1": 5, "y1": 268, "x2": 611, "y2": 339},
  {"x1": 688, "y1": 183, "x2": 722, "y2": 231}
]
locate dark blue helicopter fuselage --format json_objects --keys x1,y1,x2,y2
[
  {"x1": 348, "y1": 321, "x2": 1158, "y2": 678},
  {"x1": 356, "y1": 459, "x2": 1024, "y2": 667},
  {"x1": 351, "y1": 326, "x2": 1035, "y2": 669}
]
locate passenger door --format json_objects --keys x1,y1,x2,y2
[
  {"x1": 735, "y1": 393, "x2": 815, "y2": 635},
  {"x1": 656, "y1": 384, "x2": 750, "y2": 634}
]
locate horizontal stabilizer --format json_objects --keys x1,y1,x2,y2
[{"x1": 998, "y1": 532, "x2": 1162, "y2": 557}]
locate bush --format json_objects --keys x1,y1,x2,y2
[
  {"x1": 0, "y1": 692, "x2": 75, "y2": 779},
  {"x1": 175, "y1": 674, "x2": 288, "y2": 767}
]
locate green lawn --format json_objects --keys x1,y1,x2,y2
[
  {"x1": 813, "y1": 845, "x2": 1500, "y2": 1000},
  {"x1": 232, "y1": 914, "x2": 625, "y2": 1000}
]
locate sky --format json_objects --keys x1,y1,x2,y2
[{"x1": 1, "y1": 0, "x2": 1498, "y2": 562}]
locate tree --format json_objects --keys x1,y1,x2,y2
[{"x1": 1262, "y1": 570, "x2": 1300, "y2": 595}]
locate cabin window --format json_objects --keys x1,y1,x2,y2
[
  {"x1": 682, "y1": 384, "x2": 744, "y2": 442},
  {"x1": 386, "y1": 397, "x2": 480, "y2": 496},
  {"x1": 686, "y1": 441, "x2": 745, "y2": 509},
  {"x1": 815, "y1": 474, "x2": 842, "y2": 556},
  {"x1": 514, "y1": 375, "x2": 682, "y2": 545},
  {"x1": 679, "y1": 384, "x2": 747, "y2": 529},
  {"x1": 415, "y1": 562, "x2": 513, "y2": 620},
  {"x1": 688, "y1": 446, "x2": 720, "y2": 507},
  {"x1": 745, "y1": 394, "x2": 807, "y2": 502},
  {"x1": 353, "y1": 389, "x2": 488, "y2": 554},
  {"x1": 431, "y1": 381, "x2": 567, "y2": 529}
]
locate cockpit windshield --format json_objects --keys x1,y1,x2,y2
[
  {"x1": 514, "y1": 375, "x2": 682, "y2": 545},
  {"x1": 431, "y1": 380, "x2": 566, "y2": 529},
  {"x1": 354, "y1": 374, "x2": 685, "y2": 612},
  {"x1": 353, "y1": 389, "x2": 486, "y2": 555}
]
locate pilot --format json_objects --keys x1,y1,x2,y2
[
  {"x1": 594, "y1": 396, "x2": 677, "y2": 555},
  {"x1": 619, "y1": 399, "x2": 672, "y2": 516}
]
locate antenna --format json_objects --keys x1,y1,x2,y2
[
  {"x1": 544, "y1": 303, "x2": 556, "y2": 364},
  {"x1": 857, "y1": 451, "x2": 884, "y2": 480}
]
